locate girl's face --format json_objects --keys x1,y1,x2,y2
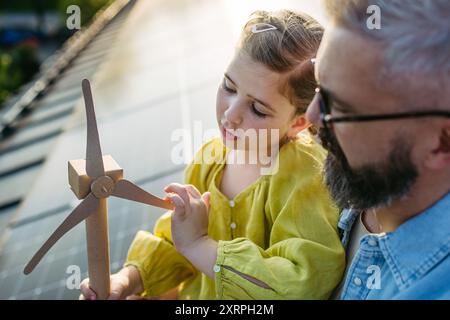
[{"x1": 216, "y1": 52, "x2": 308, "y2": 154}]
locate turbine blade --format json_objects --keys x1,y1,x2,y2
[
  {"x1": 24, "y1": 193, "x2": 99, "y2": 275},
  {"x1": 82, "y1": 79, "x2": 105, "y2": 178},
  {"x1": 112, "y1": 179, "x2": 174, "y2": 210}
]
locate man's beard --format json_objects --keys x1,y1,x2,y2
[{"x1": 319, "y1": 129, "x2": 418, "y2": 210}]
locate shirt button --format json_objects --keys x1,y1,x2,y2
[
  {"x1": 213, "y1": 265, "x2": 221, "y2": 273},
  {"x1": 368, "y1": 239, "x2": 377, "y2": 247},
  {"x1": 229, "y1": 200, "x2": 235, "y2": 207},
  {"x1": 353, "y1": 277, "x2": 362, "y2": 286},
  {"x1": 230, "y1": 222, "x2": 237, "y2": 229}
]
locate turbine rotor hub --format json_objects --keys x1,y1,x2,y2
[{"x1": 91, "y1": 176, "x2": 115, "y2": 198}]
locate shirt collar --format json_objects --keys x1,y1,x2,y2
[
  {"x1": 378, "y1": 192, "x2": 450, "y2": 290},
  {"x1": 338, "y1": 208, "x2": 359, "y2": 232},
  {"x1": 338, "y1": 208, "x2": 360, "y2": 248}
]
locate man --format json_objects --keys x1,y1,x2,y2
[{"x1": 306, "y1": 0, "x2": 450, "y2": 299}]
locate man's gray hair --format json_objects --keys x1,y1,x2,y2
[{"x1": 325, "y1": 0, "x2": 450, "y2": 105}]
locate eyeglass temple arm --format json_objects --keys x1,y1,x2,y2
[{"x1": 324, "y1": 111, "x2": 450, "y2": 124}]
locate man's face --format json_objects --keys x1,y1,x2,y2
[{"x1": 306, "y1": 24, "x2": 419, "y2": 210}]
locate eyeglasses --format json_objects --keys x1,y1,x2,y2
[
  {"x1": 309, "y1": 58, "x2": 450, "y2": 130},
  {"x1": 316, "y1": 86, "x2": 450, "y2": 131}
]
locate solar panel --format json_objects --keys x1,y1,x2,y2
[
  {"x1": 0, "y1": 206, "x2": 16, "y2": 234},
  {"x1": 0, "y1": 166, "x2": 42, "y2": 209}
]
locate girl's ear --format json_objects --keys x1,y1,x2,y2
[{"x1": 287, "y1": 114, "x2": 310, "y2": 138}]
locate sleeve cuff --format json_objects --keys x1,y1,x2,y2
[
  {"x1": 214, "y1": 240, "x2": 275, "y2": 299},
  {"x1": 124, "y1": 231, "x2": 196, "y2": 297}
]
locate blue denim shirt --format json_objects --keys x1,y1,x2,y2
[{"x1": 338, "y1": 192, "x2": 450, "y2": 300}]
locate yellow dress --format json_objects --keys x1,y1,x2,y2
[{"x1": 124, "y1": 136, "x2": 345, "y2": 299}]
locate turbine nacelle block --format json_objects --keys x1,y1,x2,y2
[{"x1": 68, "y1": 155, "x2": 123, "y2": 199}]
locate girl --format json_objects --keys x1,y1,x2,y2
[{"x1": 80, "y1": 10, "x2": 345, "y2": 300}]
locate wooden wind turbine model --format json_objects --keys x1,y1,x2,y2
[{"x1": 23, "y1": 79, "x2": 174, "y2": 299}]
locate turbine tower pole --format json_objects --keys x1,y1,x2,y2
[{"x1": 85, "y1": 197, "x2": 110, "y2": 299}]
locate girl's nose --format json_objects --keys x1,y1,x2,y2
[
  {"x1": 224, "y1": 101, "x2": 243, "y2": 126},
  {"x1": 305, "y1": 93, "x2": 323, "y2": 128}
]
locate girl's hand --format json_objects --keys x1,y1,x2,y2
[
  {"x1": 164, "y1": 183, "x2": 211, "y2": 255},
  {"x1": 79, "y1": 265, "x2": 143, "y2": 300}
]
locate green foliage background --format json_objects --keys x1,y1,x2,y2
[{"x1": 0, "y1": 0, "x2": 113, "y2": 110}]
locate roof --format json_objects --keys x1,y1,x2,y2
[{"x1": 0, "y1": 0, "x2": 325, "y2": 299}]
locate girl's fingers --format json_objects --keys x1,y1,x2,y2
[
  {"x1": 186, "y1": 184, "x2": 201, "y2": 199},
  {"x1": 201, "y1": 192, "x2": 211, "y2": 210},
  {"x1": 167, "y1": 193, "x2": 184, "y2": 207},
  {"x1": 167, "y1": 193, "x2": 186, "y2": 218},
  {"x1": 165, "y1": 184, "x2": 190, "y2": 207},
  {"x1": 79, "y1": 278, "x2": 97, "y2": 300},
  {"x1": 107, "y1": 282, "x2": 124, "y2": 300},
  {"x1": 164, "y1": 183, "x2": 186, "y2": 193}
]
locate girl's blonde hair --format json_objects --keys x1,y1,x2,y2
[{"x1": 238, "y1": 10, "x2": 323, "y2": 116}]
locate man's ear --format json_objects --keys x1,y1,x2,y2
[
  {"x1": 426, "y1": 126, "x2": 450, "y2": 170},
  {"x1": 287, "y1": 115, "x2": 309, "y2": 138}
]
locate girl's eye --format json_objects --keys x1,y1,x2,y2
[
  {"x1": 251, "y1": 102, "x2": 267, "y2": 118},
  {"x1": 222, "y1": 79, "x2": 236, "y2": 93}
]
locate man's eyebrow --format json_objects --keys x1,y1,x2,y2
[
  {"x1": 321, "y1": 86, "x2": 357, "y2": 113},
  {"x1": 224, "y1": 73, "x2": 275, "y2": 113},
  {"x1": 314, "y1": 59, "x2": 357, "y2": 113}
]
